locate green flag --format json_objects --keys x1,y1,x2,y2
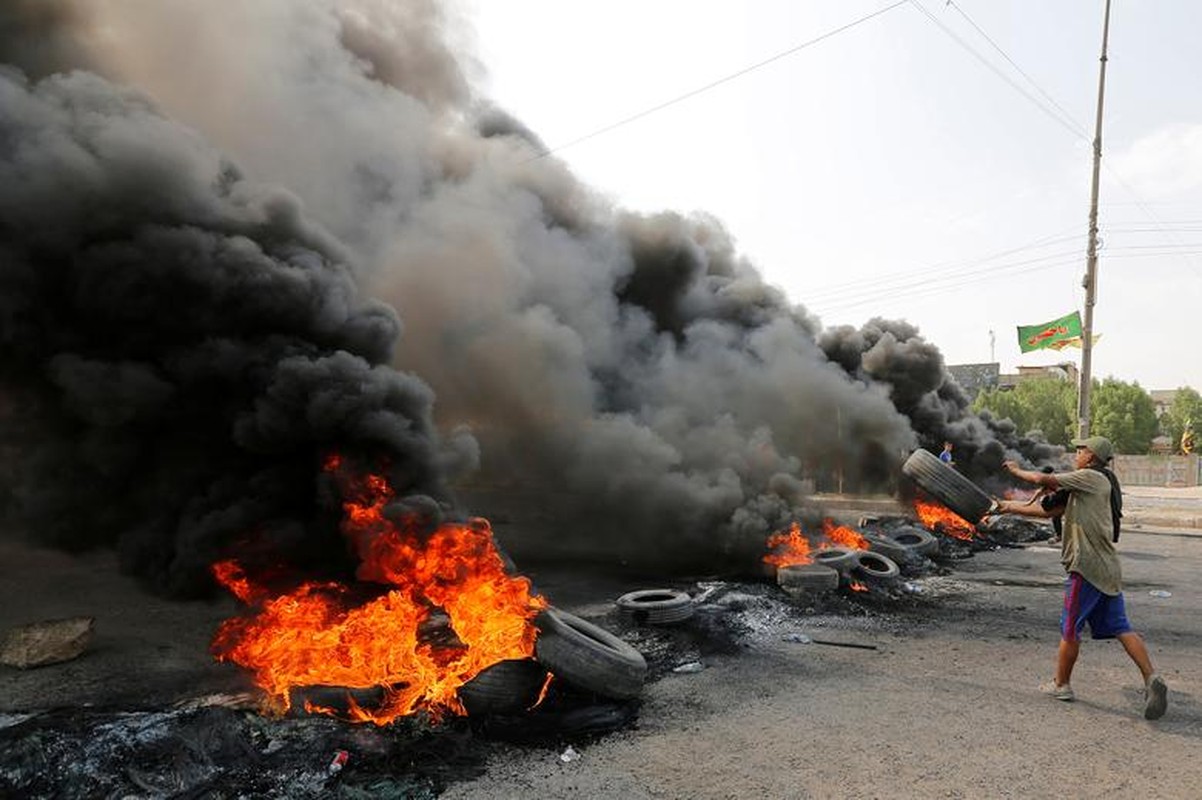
[{"x1": 1016, "y1": 311, "x2": 1083, "y2": 353}]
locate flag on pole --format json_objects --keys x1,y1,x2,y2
[{"x1": 1016, "y1": 311, "x2": 1085, "y2": 353}]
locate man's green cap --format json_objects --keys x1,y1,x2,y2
[{"x1": 1071, "y1": 435, "x2": 1113, "y2": 463}]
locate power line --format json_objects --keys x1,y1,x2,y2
[
  {"x1": 944, "y1": 0, "x2": 1090, "y2": 139},
  {"x1": 811, "y1": 254, "x2": 1084, "y2": 316},
  {"x1": 801, "y1": 221, "x2": 1086, "y2": 296},
  {"x1": 811, "y1": 245, "x2": 1202, "y2": 316},
  {"x1": 809, "y1": 249, "x2": 1085, "y2": 311},
  {"x1": 914, "y1": 0, "x2": 1202, "y2": 280},
  {"x1": 1102, "y1": 163, "x2": 1202, "y2": 276},
  {"x1": 807, "y1": 230, "x2": 1202, "y2": 307},
  {"x1": 927, "y1": 0, "x2": 1202, "y2": 279},
  {"x1": 808, "y1": 238, "x2": 1202, "y2": 315},
  {"x1": 907, "y1": 0, "x2": 1087, "y2": 140},
  {"x1": 803, "y1": 214, "x2": 1202, "y2": 308},
  {"x1": 526, "y1": 1, "x2": 908, "y2": 162}
]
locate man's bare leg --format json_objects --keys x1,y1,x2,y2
[
  {"x1": 1117, "y1": 631, "x2": 1167, "y2": 719},
  {"x1": 1055, "y1": 638, "x2": 1080, "y2": 686},
  {"x1": 1116, "y1": 631, "x2": 1154, "y2": 681}
]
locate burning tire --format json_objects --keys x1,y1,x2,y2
[
  {"x1": 776, "y1": 563, "x2": 840, "y2": 595},
  {"x1": 901, "y1": 449, "x2": 993, "y2": 523},
  {"x1": 862, "y1": 533, "x2": 910, "y2": 564},
  {"x1": 615, "y1": 589, "x2": 694, "y2": 626},
  {"x1": 883, "y1": 526, "x2": 939, "y2": 557},
  {"x1": 812, "y1": 547, "x2": 860, "y2": 574},
  {"x1": 458, "y1": 658, "x2": 549, "y2": 716},
  {"x1": 852, "y1": 550, "x2": 900, "y2": 580},
  {"x1": 534, "y1": 608, "x2": 647, "y2": 700}
]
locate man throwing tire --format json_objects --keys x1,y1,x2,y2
[{"x1": 988, "y1": 435, "x2": 1168, "y2": 719}]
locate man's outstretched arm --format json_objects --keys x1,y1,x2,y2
[{"x1": 1003, "y1": 460, "x2": 1061, "y2": 489}]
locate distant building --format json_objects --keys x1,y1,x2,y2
[
  {"x1": 1149, "y1": 389, "x2": 1178, "y2": 418},
  {"x1": 948, "y1": 361, "x2": 1082, "y2": 401},
  {"x1": 945, "y1": 362, "x2": 999, "y2": 402},
  {"x1": 995, "y1": 361, "x2": 1079, "y2": 390}
]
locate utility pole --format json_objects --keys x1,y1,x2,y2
[
  {"x1": 1077, "y1": 0, "x2": 1112, "y2": 438},
  {"x1": 989, "y1": 329, "x2": 995, "y2": 363}
]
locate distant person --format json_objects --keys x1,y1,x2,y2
[
  {"x1": 938, "y1": 441, "x2": 954, "y2": 465},
  {"x1": 986, "y1": 436, "x2": 1168, "y2": 719}
]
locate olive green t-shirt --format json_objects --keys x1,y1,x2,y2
[{"x1": 1057, "y1": 469, "x2": 1122, "y2": 595}]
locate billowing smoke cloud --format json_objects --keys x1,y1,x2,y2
[
  {"x1": 0, "y1": 68, "x2": 474, "y2": 595},
  {"x1": 819, "y1": 318, "x2": 1063, "y2": 490},
  {"x1": 0, "y1": 1, "x2": 1053, "y2": 589}
]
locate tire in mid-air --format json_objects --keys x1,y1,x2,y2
[{"x1": 901, "y1": 448, "x2": 993, "y2": 523}]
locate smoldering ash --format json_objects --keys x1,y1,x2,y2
[{"x1": 0, "y1": 1, "x2": 1055, "y2": 588}]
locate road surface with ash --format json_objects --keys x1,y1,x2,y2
[
  {"x1": 447, "y1": 528, "x2": 1202, "y2": 800},
  {"x1": 2, "y1": 525, "x2": 1200, "y2": 798}
]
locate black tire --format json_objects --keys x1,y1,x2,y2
[
  {"x1": 534, "y1": 608, "x2": 647, "y2": 700},
  {"x1": 901, "y1": 449, "x2": 993, "y2": 523},
  {"x1": 852, "y1": 551, "x2": 900, "y2": 580},
  {"x1": 862, "y1": 533, "x2": 910, "y2": 563},
  {"x1": 470, "y1": 701, "x2": 638, "y2": 743},
  {"x1": 776, "y1": 563, "x2": 840, "y2": 595},
  {"x1": 457, "y1": 658, "x2": 549, "y2": 716},
  {"x1": 616, "y1": 589, "x2": 694, "y2": 626},
  {"x1": 883, "y1": 526, "x2": 940, "y2": 557},
  {"x1": 812, "y1": 547, "x2": 860, "y2": 573}
]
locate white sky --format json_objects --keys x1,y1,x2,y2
[{"x1": 466, "y1": 0, "x2": 1202, "y2": 392}]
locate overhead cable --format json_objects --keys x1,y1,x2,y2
[
  {"x1": 907, "y1": 0, "x2": 1087, "y2": 140},
  {"x1": 527, "y1": 1, "x2": 908, "y2": 162}
]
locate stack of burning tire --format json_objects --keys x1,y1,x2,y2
[
  {"x1": 814, "y1": 547, "x2": 901, "y2": 583},
  {"x1": 776, "y1": 546, "x2": 903, "y2": 595}
]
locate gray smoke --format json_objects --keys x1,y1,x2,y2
[
  {"x1": 0, "y1": 1, "x2": 1051, "y2": 587},
  {"x1": 0, "y1": 68, "x2": 473, "y2": 595},
  {"x1": 819, "y1": 318, "x2": 1063, "y2": 491}
]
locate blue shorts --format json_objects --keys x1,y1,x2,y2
[{"x1": 1061, "y1": 572, "x2": 1131, "y2": 642}]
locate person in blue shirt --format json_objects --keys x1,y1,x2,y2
[{"x1": 938, "y1": 441, "x2": 954, "y2": 464}]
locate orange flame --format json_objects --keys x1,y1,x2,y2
[
  {"x1": 849, "y1": 580, "x2": 869, "y2": 593},
  {"x1": 212, "y1": 559, "x2": 258, "y2": 604},
  {"x1": 763, "y1": 521, "x2": 813, "y2": 567},
  {"x1": 820, "y1": 519, "x2": 869, "y2": 550},
  {"x1": 211, "y1": 458, "x2": 546, "y2": 725},
  {"x1": 912, "y1": 498, "x2": 977, "y2": 540},
  {"x1": 528, "y1": 672, "x2": 555, "y2": 711},
  {"x1": 764, "y1": 518, "x2": 871, "y2": 567}
]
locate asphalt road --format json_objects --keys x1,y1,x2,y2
[
  {"x1": 446, "y1": 528, "x2": 1202, "y2": 799},
  {"x1": 1, "y1": 517, "x2": 1199, "y2": 798}
]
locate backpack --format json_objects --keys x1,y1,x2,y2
[
  {"x1": 1038, "y1": 465, "x2": 1123, "y2": 542},
  {"x1": 1089, "y1": 465, "x2": 1123, "y2": 543}
]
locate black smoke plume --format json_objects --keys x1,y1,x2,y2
[
  {"x1": 0, "y1": 1, "x2": 1056, "y2": 590},
  {"x1": 0, "y1": 69, "x2": 473, "y2": 595}
]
